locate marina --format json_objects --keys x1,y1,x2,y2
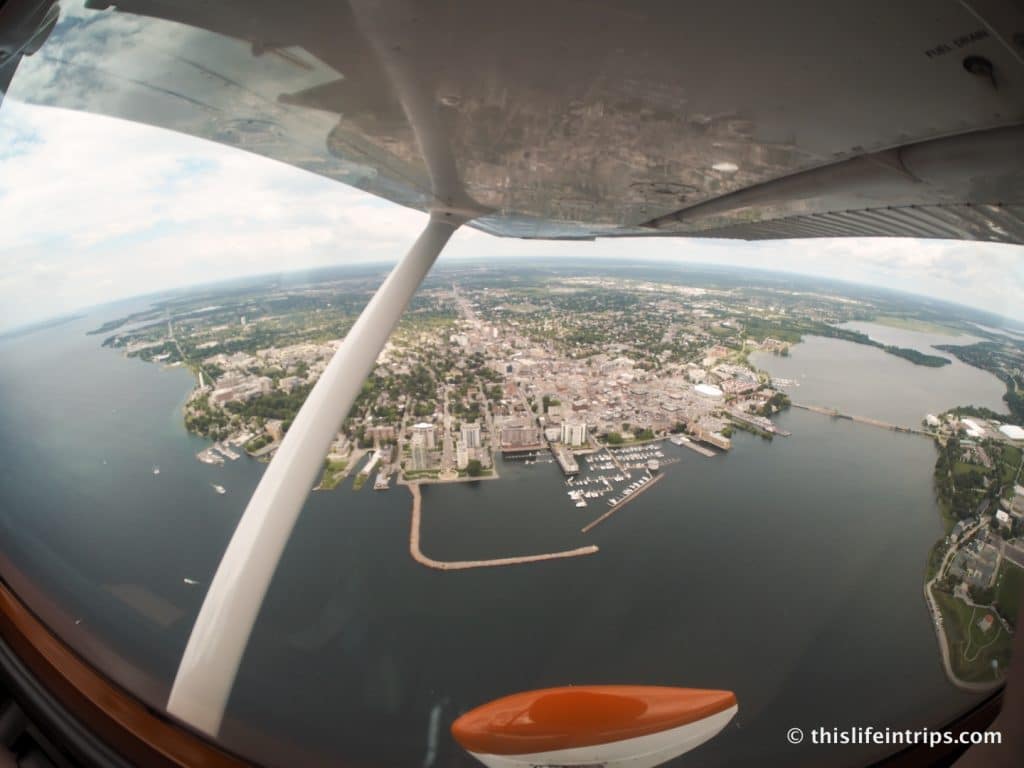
[
  {"x1": 562, "y1": 445, "x2": 680, "y2": 512},
  {"x1": 581, "y1": 473, "x2": 666, "y2": 533}
]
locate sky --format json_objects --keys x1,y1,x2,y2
[{"x1": 1, "y1": 98, "x2": 1023, "y2": 333}]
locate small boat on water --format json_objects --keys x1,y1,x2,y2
[
  {"x1": 211, "y1": 483, "x2": 226, "y2": 495},
  {"x1": 152, "y1": 465, "x2": 160, "y2": 475}
]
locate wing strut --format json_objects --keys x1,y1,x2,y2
[{"x1": 167, "y1": 212, "x2": 464, "y2": 735}]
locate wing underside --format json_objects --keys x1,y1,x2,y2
[{"x1": 2, "y1": 0, "x2": 1023, "y2": 242}]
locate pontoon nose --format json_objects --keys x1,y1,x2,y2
[{"x1": 452, "y1": 685, "x2": 738, "y2": 767}]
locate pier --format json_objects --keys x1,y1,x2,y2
[
  {"x1": 501, "y1": 444, "x2": 547, "y2": 455},
  {"x1": 553, "y1": 444, "x2": 580, "y2": 475},
  {"x1": 605, "y1": 447, "x2": 628, "y2": 475},
  {"x1": 407, "y1": 484, "x2": 599, "y2": 570},
  {"x1": 672, "y1": 437, "x2": 716, "y2": 458},
  {"x1": 581, "y1": 473, "x2": 666, "y2": 534},
  {"x1": 792, "y1": 403, "x2": 935, "y2": 437}
]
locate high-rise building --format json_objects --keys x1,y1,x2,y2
[
  {"x1": 461, "y1": 421, "x2": 482, "y2": 449},
  {"x1": 412, "y1": 422, "x2": 437, "y2": 449},
  {"x1": 455, "y1": 440, "x2": 469, "y2": 470},
  {"x1": 561, "y1": 421, "x2": 587, "y2": 447},
  {"x1": 500, "y1": 419, "x2": 540, "y2": 448},
  {"x1": 410, "y1": 433, "x2": 429, "y2": 471}
]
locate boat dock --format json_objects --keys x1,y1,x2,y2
[
  {"x1": 213, "y1": 442, "x2": 240, "y2": 460},
  {"x1": 196, "y1": 446, "x2": 224, "y2": 465},
  {"x1": 407, "y1": 484, "x2": 598, "y2": 570},
  {"x1": 553, "y1": 444, "x2": 580, "y2": 475},
  {"x1": 581, "y1": 473, "x2": 665, "y2": 534},
  {"x1": 727, "y1": 411, "x2": 791, "y2": 438},
  {"x1": 500, "y1": 444, "x2": 547, "y2": 455},
  {"x1": 676, "y1": 439, "x2": 716, "y2": 457}
]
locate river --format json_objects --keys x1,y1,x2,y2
[{"x1": 749, "y1": 322, "x2": 1008, "y2": 426}]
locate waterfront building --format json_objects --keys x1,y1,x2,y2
[
  {"x1": 461, "y1": 421, "x2": 482, "y2": 449},
  {"x1": 500, "y1": 419, "x2": 541, "y2": 448},
  {"x1": 561, "y1": 421, "x2": 587, "y2": 447},
  {"x1": 456, "y1": 440, "x2": 469, "y2": 470},
  {"x1": 410, "y1": 434, "x2": 429, "y2": 471},
  {"x1": 700, "y1": 430, "x2": 732, "y2": 451},
  {"x1": 412, "y1": 422, "x2": 437, "y2": 449}
]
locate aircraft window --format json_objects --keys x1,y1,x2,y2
[{"x1": 1, "y1": 3, "x2": 1021, "y2": 767}]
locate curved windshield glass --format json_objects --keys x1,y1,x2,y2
[{"x1": 1, "y1": 3, "x2": 1022, "y2": 768}]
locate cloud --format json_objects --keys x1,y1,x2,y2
[{"x1": 0, "y1": 99, "x2": 1022, "y2": 333}]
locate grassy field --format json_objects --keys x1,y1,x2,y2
[
  {"x1": 871, "y1": 315, "x2": 964, "y2": 335},
  {"x1": 934, "y1": 590, "x2": 1013, "y2": 682},
  {"x1": 999, "y1": 446, "x2": 1022, "y2": 486},
  {"x1": 953, "y1": 461, "x2": 986, "y2": 478},
  {"x1": 403, "y1": 470, "x2": 440, "y2": 480},
  {"x1": 317, "y1": 459, "x2": 348, "y2": 490},
  {"x1": 995, "y1": 560, "x2": 1024, "y2": 629}
]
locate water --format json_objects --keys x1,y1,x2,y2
[
  {"x1": 750, "y1": 322, "x2": 1008, "y2": 426},
  {"x1": 0, "y1": 310, "x2": 993, "y2": 767}
]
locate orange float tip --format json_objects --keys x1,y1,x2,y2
[{"x1": 451, "y1": 685, "x2": 737, "y2": 756}]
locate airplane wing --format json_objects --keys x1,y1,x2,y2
[{"x1": 4, "y1": 0, "x2": 1023, "y2": 242}]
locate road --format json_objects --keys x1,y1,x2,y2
[{"x1": 440, "y1": 385, "x2": 455, "y2": 475}]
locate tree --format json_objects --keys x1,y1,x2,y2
[
  {"x1": 606, "y1": 432, "x2": 624, "y2": 445},
  {"x1": 467, "y1": 459, "x2": 483, "y2": 477}
]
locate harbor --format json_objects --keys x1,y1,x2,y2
[{"x1": 407, "y1": 484, "x2": 599, "y2": 570}]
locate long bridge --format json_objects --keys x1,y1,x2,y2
[{"x1": 792, "y1": 403, "x2": 936, "y2": 437}]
